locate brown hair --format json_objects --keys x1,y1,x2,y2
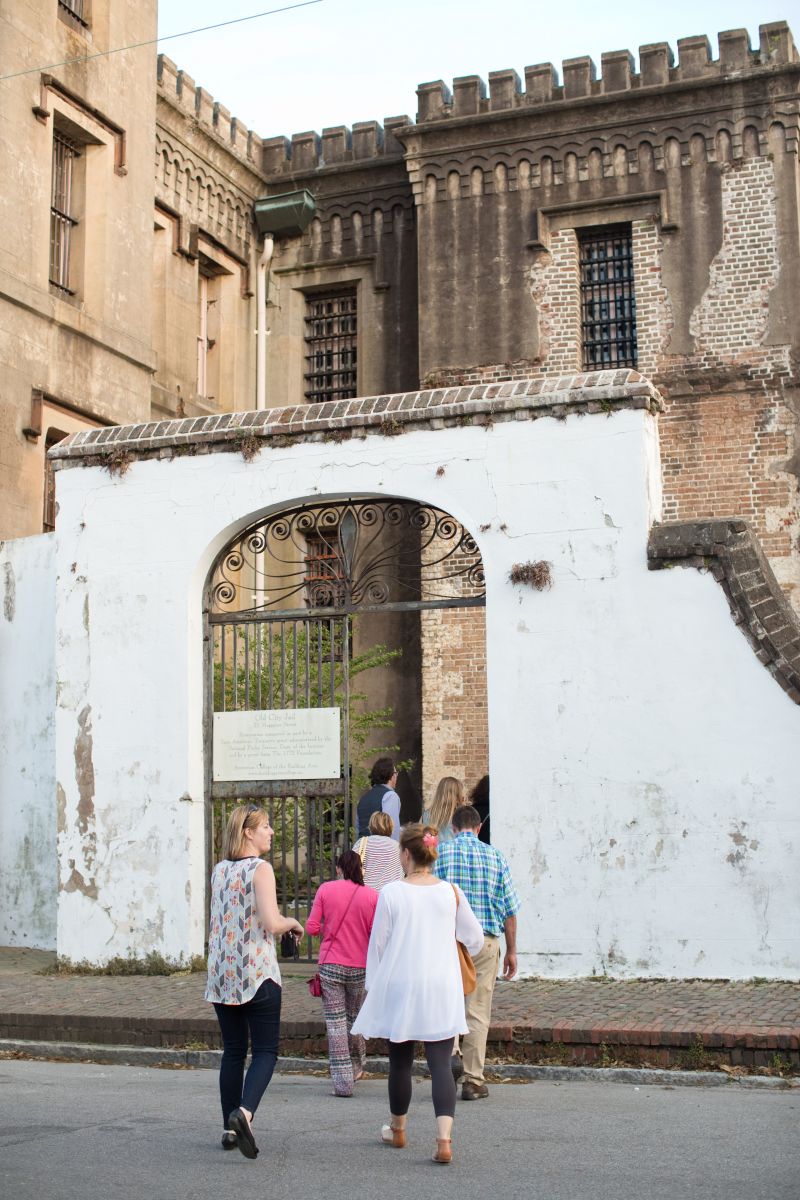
[
  {"x1": 400, "y1": 823, "x2": 439, "y2": 868},
  {"x1": 427, "y1": 776, "x2": 464, "y2": 832},
  {"x1": 370, "y1": 757, "x2": 396, "y2": 785},
  {"x1": 337, "y1": 849, "x2": 365, "y2": 885},
  {"x1": 368, "y1": 810, "x2": 394, "y2": 837},
  {"x1": 222, "y1": 803, "x2": 268, "y2": 860},
  {"x1": 452, "y1": 804, "x2": 482, "y2": 832}
]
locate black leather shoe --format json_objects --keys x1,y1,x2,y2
[
  {"x1": 221, "y1": 1131, "x2": 238, "y2": 1150},
  {"x1": 461, "y1": 1081, "x2": 489, "y2": 1100},
  {"x1": 228, "y1": 1109, "x2": 259, "y2": 1159},
  {"x1": 451, "y1": 1054, "x2": 464, "y2": 1081}
]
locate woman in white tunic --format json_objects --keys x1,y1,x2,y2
[{"x1": 351, "y1": 823, "x2": 483, "y2": 1164}]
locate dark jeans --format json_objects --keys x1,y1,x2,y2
[
  {"x1": 388, "y1": 1037, "x2": 456, "y2": 1118},
  {"x1": 213, "y1": 978, "x2": 281, "y2": 1128}
]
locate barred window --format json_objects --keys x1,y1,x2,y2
[
  {"x1": 579, "y1": 225, "x2": 637, "y2": 370},
  {"x1": 304, "y1": 290, "x2": 357, "y2": 403},
  {"x1": 58, "y1": 0, "x2": 88, "y2": 25},
  {"x1": 50, "y1": 133, "x2": 79, "y2": 294}
]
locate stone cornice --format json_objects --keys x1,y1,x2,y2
[
  {"x1": 648, "y1": 519, "x2": 800, "y2": 705},
  {"x1": 49, "y1": 371, "x2": 662, "y2": 469}
]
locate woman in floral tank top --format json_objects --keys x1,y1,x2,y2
[{"x1": 205, "y1": 804, "x2": 303, "y2": 1159}]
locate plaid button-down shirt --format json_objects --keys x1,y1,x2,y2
[{"x1": 434, "y1": 831, "x2": 520, "y2": 936}]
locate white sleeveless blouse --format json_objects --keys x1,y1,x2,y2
[{"x1": 204, "y1": 857, "x2": 281, "y2": 1004}]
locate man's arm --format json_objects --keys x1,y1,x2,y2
[
  {"x1": 382, "y1": 788, "x2": 401, "y2": 840},
  {"x1": 502, "y1": 914, "x2": 517, "y2": 980}
]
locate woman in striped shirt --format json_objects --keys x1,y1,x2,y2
[{"x1": 354, "y1": 811, "x2": 404, "y2": 891}]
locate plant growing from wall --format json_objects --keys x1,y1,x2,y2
[{"x1": 509, "y1": 560, "x2": 553, "y2": 590}]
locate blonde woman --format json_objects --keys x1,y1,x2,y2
[
  {"x1": 351, "y1": 824, "x2": 483, "y2": 1165},
  {"x1": 422, "y1": 777, "x2": 464, "y2": 844},
  {"x1": 353, "y1": 810, "x2": 404, "y2": 891},
  {"x1": 205, "y1": 804, "x2": 303, "y2": 1159}
]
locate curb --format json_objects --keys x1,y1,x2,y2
[{"x1": 1, "y1": 1039, "x2": 796, "y2": 1090}]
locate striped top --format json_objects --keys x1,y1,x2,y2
[
  {"x1": 354, "y1": 834, "x2": 404, "y2": 892},
  {"x1": 204, "y1": 857, "x2": 281, "y2": 1004}
]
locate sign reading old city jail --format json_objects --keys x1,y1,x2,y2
[{"x1": 212, "y1": 708, "x2": 341, "y2": 782}]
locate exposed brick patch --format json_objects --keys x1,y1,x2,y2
[
  {"x1": 632, "y1": 217, "x2": 672, "y2": 378},
  {"x1": 530, "y1": 228, "x2": 581, "y2": 375},
  {"x1": 648, "y1": 518, "x2": 800, "y2": 704},
  {"x1": 690, "y1": 159, "x2": 780, "y2": 358},
  {"x1": 421, "y1": 605, "x2": 488, "y2": 799},
  {"x1": 49, "y1": 372, "x2": 663, "y2": 470}
]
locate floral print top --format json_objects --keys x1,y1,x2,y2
[{"x1": 204, "y1": 857, "x2": 281, "y2": 1004}]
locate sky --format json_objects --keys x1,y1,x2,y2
[{"x1": 155, "y1": 1, "x2": 793, "y2": 139}]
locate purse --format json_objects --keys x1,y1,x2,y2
[
  {"x1": 280, "y1": 931, "x2": 299, "y2": 960},
  {"x1": 451, "y1": 884, "x2": 477, "y2": 996},
  {"x1": 306, "y1": 884, "x2": 361, "y2": 998}
]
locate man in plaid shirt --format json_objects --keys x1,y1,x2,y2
[{"x1": 434, "y1": 803, "x2": 520, "y2": 1100}]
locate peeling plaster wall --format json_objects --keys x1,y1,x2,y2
[
  {"x1": 0, "y1": 535, "x2": 56, "y2": 947},
  {"x1": 51, "y1": 408, "x2": 799, "y2": 976}
]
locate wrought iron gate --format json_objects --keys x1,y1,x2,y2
[{"x1": 204, "y1": 497, "x2": 485, "y2": 959}]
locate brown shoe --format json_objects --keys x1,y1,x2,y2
[
  {"x1": 461, "y1": 1081, "x2": 489, "y2": 1101},
  {"x1": 432, "y1": 1137, "x2": 452, "y2": 1164}
]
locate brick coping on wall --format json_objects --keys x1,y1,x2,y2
[
  {"x1": 648, "y1": 519, "x2": 800, "y2": 706},
  {"x1": 48, "y1": 371, "x2": 662, "y2": 470}
]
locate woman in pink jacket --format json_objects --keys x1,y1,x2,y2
[{"x1": 305, "y1": 849, "x2": 378, "y2": 1096}]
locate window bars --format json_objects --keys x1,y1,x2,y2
[
  {"x1": 50, "y1": 133, "x2": 79, "y2": 294},
  {"x1": 304, "y1": 291, "x2": 357, "y2": 403},
  {"x1": 579, "y1": 226, "x2": 637, "y2": 370},
  {"x1": 58, "y1": 0, "x2": 88, "y2": 24}
]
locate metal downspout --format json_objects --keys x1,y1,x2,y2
[{"x1": 256, "y1": 234, "x2": 274, "y2": 410}]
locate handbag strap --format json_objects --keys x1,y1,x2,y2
[{"x1": 319, "y1": 882, "x2": 361, "y2": 966}]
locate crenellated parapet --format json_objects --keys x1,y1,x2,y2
[
  {"x1": 415, "y1": 23, "x2": 798, "y2": 121},
  {"x1": 157, "y1": 54, "x2": 266, "y2": 174},
  {"x1": 260, "y1": 116, "x2": 410, "y2": 177}
]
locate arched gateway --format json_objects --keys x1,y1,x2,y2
[{"x1": 205, "y1": 496, "x2": 486, "y2": 955}]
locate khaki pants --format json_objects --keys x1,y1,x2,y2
[{"x1": 459, "y1": 935, "x2": 500, "y2": 1086}]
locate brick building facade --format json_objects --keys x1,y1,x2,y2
[{"x1": 2, "y1": 12, "x2": 798, "y2": 802}]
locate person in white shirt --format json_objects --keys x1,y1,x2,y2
[{"x1": 351, "y1": 823, "x2": 483, "y2": 1165}]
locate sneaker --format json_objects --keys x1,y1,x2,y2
[
  {"x1": 461, "y1": 1081, "x2": 489, "y2": 1101},
  {"x1": 450, "y1": 1054, "x2": 464, "y2": 1082}
]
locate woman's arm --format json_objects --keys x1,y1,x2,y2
[
  {"x1": 253, "y1": 861, "x2": 303, "y2": 936},
  {"x1": 364, "y1": 889, "x2": 393, "y2": 990},
  {"x1": 454, "y1": 885, "x2": 485, "y2": 958}
]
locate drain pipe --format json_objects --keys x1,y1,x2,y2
[{"x1": 256, "y1": 234, "x2": 274, "y2": 411}]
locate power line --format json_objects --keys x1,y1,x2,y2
[{"x1": 0, "y1": 0, "x2": 325, "y2": 83}]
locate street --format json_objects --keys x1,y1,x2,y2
[{"x1": 0, "y1": 1059, "x2": 796, "y2": 1200}]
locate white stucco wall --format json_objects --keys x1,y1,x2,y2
[
  {"x1": 49, "y1": 407, "x2": 799, "y2": 976},
  {"x1": 0, "y1": 534, "x2": 57, "y2": 948}
]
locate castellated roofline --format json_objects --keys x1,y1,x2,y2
[{"x1": 158, "y1": 22, "x2": 797, "y2": 178}]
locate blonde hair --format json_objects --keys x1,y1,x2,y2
[
  {"x1": 222, "y1": 804, "x2": 268, "y2": 860},
  {"x1": 427, "y1": 777, "x2": 464, "y2": 832},
  {"x1": 368, "y1": 810, "x2": 394, "y2": 837},
  {"x1": 400, "y1": 823, "x2": 439, "y2": 868}
]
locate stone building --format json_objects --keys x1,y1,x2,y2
[{"x1": 1, "y1": 11, "x2": 799, "y2": 966}]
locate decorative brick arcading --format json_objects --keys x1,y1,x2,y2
[
  {"x1": 648, "y1": 519, "x2": 800, "y2": 704},
  {"x1": 49, "y1": 372, "x2": 663, "y2": 470},
  {"x1": 689, "y1": 159, "x2": 780, "y2": 359}
]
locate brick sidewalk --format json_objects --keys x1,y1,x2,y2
[{"x1": 1, "y1": 948, "x2": 797, "y2": 1069}]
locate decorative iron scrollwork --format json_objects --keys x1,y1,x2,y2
[{"x1": 209, "y1": 498, "x2": 485, "y2": 615}]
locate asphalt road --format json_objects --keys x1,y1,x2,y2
[{"x1": 0, "y1": 1059, "x2": 796, "y2": 1200}]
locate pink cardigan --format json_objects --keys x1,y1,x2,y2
[{"x1": 305, "y1": 880, "x2": 378, "y2": 968}]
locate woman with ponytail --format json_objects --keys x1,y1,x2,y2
[
  {"x1": 351, "y1": 824, "x2": 483, "y2": 1165},
  {"x1": 305, "y1": 849, "x2": 379, "y2": 1096}
]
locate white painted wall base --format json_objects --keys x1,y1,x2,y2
[{"x1": 0, "y1": 534, "x2": 57, "y2": 949}]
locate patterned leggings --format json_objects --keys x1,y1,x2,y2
[{"x1": 319, "y1": 963, "x2": 367, "y2": 1097}]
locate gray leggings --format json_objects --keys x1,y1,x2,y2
[{"x1": 388, "y1": 1037, "x2": 456, "y2": 1118}]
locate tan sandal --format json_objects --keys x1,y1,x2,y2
[
  {"x1": 381, "y1": 1122, "x2": 406, "y2": 1148},
  {"x1": 432, "y1": 1137, "x2": 452, "y2": 1164}
]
